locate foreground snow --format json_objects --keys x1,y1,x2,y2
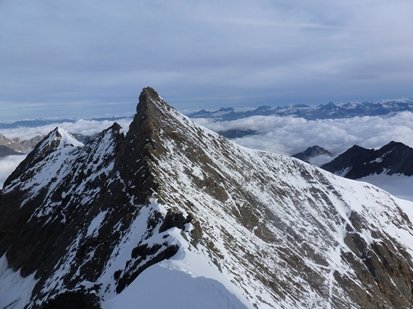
[{"x1": 103, "y1": 247, "x2": 251, "y2": 309}]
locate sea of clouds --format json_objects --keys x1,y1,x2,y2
[
  {"x1": 1, "y1": 111, "x2": 413, "y2": 188},
  {"x1": 0, "y1": 155, "x2": 26, "y2": 188},
  {"x1": 195, "y1": 111, "x2": 413, "y2": 156}
]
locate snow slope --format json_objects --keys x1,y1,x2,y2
[{"x1": 103, "y1": 239, "x2": 252, "y2": 309}]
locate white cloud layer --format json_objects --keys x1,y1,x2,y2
[
  {"x1": 0, "y1": 118, "x2": 133, "y2": 140},
  {"x1": 195, "y1": 112, "x2": 413, "y2": 156},
  {"x1": 0, "y1": 112, "x2": 412, "y2": 187},
  {"x1": 0, "y1": 155, "x2": 26, "y2": 188}
]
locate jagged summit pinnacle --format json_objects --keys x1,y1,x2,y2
[
  {"x1": 136, "y1": 87, "x2": 171, "y2": 114},
  {"x1": 126, "y1": 87, "x2": 186, "y2": 161},
  {"x1": 108, "y1": 122, "x2": 122, "y2": 133},
  {"x1": 129, "y1": 87, "x2": 179, "y2": 143},
  {"x1": 139, "y1": 87, "x2": 161, "y2": 104}
]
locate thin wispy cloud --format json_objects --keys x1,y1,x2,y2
[{"x1": 0, "y1": 0, "x2": 412, "y2": 120}]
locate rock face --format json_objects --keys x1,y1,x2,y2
[
  {"x1": 0, "y1": 145, "x2": 21, "y2": 157},
  {"x1": 292, "y1": 145, "x2": 333, "y2": 163},
  {"x1": 1, "y1": 88, "x2": 413, "y2": 308},
  {"x1": 0, "y1": 133, "x2": 43, "y2": 154},
  {"x1": 322, "y1": 141, "x2": 413, "y2": 179},
  {"x1": 0, "y1": 133, "x2": 22, "y2": 156}
]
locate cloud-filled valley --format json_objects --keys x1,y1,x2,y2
[
  {"x1": 1, "y1": 110, "x2": 412, "y2": 188},
  {"x1": 195, "y1": 111, "x2": 413, "y2": 156}
]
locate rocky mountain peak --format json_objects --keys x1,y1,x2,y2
[
  {"x1": 127, "y1": 87, "x2": 176, "y2": 151},
  {"x1": 3, "y1": 127, "x2": 83, "y2": 188},
  {"x1": 292, "y1": 145, "x2": 333, "y2": 164},
  {"x1": 39, "y1": 127, "x2": 83, "y2": 150},
  {"x1": 135, "y1": 87, "x2": 172, "y2": 119},
  {"x1": 322, "y1": 141, "x2": 413, "y2": 178},
  {"x1": 138, "y1": 87, "x2": 162, "y2": 108},
  {"x1": 381, "y1": 140, "x2": 405, "y2": 152},
  {"x1": 108, "y1": 122, "x2": 122, "y2": 133},
  {"x1": 2, "y1": 88, "x2": 413, "y2": 308}
]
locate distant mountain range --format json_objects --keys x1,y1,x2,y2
[
  {"x1": 0, "y1": 133, "x2": 43, "y2": 157},
  {"x1": 1, "y1": 99, "x2": 412, "y2": 132},
  {"x1": 216, "y1": 129, "x2": 257, "y2": 139},
  {"x1": 0, "y1": 145, "x2": 20, "y2": 157},
  {"x1": 189, "y1": 98, "x2": 413, "y2": 120}
]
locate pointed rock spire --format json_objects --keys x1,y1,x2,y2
[{"x1": 138, "y1": 87, "x2": 162, "y2": 111}]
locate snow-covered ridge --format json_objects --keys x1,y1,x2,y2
[
  {"x1": 1, "y1": 88, "x2": 413, "y2": 308},
  {"x1": 2, "y1": 127, "x2": 85, "y2": 202},
  {"x1": 40, "y1": 127, "x2": 84, "y2": 149}
]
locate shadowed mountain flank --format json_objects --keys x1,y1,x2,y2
[{"x1": 322, "y1": 141, "x2": 413, "y2": 178}]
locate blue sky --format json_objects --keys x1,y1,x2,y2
[{"x1": 0, "y1": 0, "x2": 412, "y2": 121}]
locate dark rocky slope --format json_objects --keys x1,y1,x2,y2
[
  {"x1": 322, "y1": 141, "x2": 413, "y2": 179},
  {"x1": 0, "y1": 96, "x2": 189, "y2": 307}
]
